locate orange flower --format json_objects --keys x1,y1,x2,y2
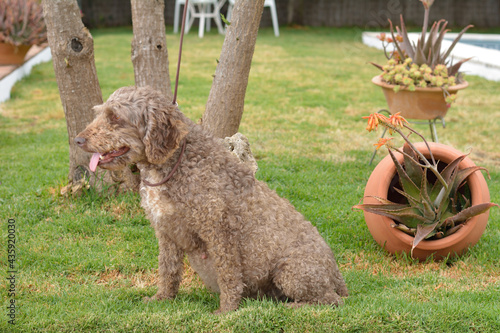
[
  {"x1": 363, "y1": 113, "x2": 390, "y2": 132},
  {"x1": 363, "y1": 114, "x2": 378, "y2": 132},
  {"x1": 389, "y1": 112, "x2": 409, "y2": 129},
  {"x1": 373, "y1": 137, "x2": 393, "y2": 150},
  {"x1": 391, "y1": 50, "x2": 402, "y2": 61}
]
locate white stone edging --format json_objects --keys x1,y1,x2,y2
[{"x1": 0, "y1": 46, "x2": 52, "y2": 103}]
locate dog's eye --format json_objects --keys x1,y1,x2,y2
[{"x1": 111, "y1": 114, "x2": 120, "y2": 122}]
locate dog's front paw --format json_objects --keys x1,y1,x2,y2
[
  {"x1": 143, "y1": 293, "x2": 171, "y2": 303},
  {"x1": 212, "y1": 308, "x2": 234, "y2": 315},
  {"x1": 212, "y1": 303, "x2": 239, "y2": 315}
]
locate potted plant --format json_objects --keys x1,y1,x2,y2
[
  {"x1": 370, "y1": 0, "x2": 473, "y2": 120},
  {"x1": 0, "y1": 0, "x2": 47, "y2": 65},
  {"x1": 354, "y1": 112, "x2": 498, "y2": 260}
]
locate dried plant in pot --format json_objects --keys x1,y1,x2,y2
[
  {"x1": 353, "y1": 113, "x2": 498, "y2": 260},
  {"x1": 371, "y1": 0, "x2": 473, "y2": 120},
  {"x1": 0, "y1": 0, "x2": 47, "y2": 65}
]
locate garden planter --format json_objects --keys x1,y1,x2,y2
[
  {"x1": 0, "y1": 43, "x2": 31, "y2": 65},
  {"x1": 363, "y1": 142, "x2": 490, "y2": 261},
  {"x1": 372, "y1": 75, "x2": 469, "y2": 120}
]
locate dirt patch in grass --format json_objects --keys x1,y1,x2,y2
[
  {"x1": 83, "y1": 261, "x2": 206, "y2": 292},
  {"x1": 342, "y1": 251, "x2": 500, "y2": 292}
]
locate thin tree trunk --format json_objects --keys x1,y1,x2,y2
[
  {"x1": 202, "y1": 0, "x2": 265, "y2": 138},
  {"x1": 131, "y1": 0, "x2": 172, "y2": 98},
  {"x1": 42, "y1": 0, "x2": 103, "y2": 184}
]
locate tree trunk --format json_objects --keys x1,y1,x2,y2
[
  {"x1": 201, "y1": 0, "x2": 265, "y2": 138},
  {"x1": 131, "y1": 0, "x2": 172, "y2": 98},
  {"x1": 42, "y1": 0, "x2": 104, "y2": 184},
  {"x1": 43, "y1": 0, "x2": 140, "y2": 192}
]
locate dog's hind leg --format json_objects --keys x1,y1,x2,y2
[
  {"x1": 272, "y1": 251, "x2": 345, "y2": 308},
  {"x1": 144, "y1": 235, "x2": 184, "y2": 302}
]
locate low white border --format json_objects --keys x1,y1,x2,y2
[
  {"x1": 362, "y1": 32, "x2": 500, "y2": 82},
  {"x1": 0, "y1": 47, "x2": 52, "y2": 103}
]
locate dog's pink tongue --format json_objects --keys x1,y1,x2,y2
[{"x1": 89, "y1": 153, "x2": 101, "y2": 172}]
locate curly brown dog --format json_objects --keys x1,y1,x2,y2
[{"x1": 75, "y1": 86, "x2": 348, "y2": 313}]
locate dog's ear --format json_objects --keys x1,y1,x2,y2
[
  {"x1": 92, "y1": 104, "x2": 105, "y2": 117},
  {"x1": 143, "y1": 103, "x2": 188, "y2": 165}
]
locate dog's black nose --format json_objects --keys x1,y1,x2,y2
[{"x1": 74, "y1": 137, "x2": 86, "y2": 146}]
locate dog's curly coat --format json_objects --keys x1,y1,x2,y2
[{"x1": 76, "y1": 86, "x2": 348, "y2": 313}]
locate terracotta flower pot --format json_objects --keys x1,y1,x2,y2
[
  {"x1": 0, "y1": 43, "x2": 32, "y2": 65},
  {"x1": 363, "y1": 142, "x2": 490, "y2": 261},
  {"x1": 372, "y1": 75, "x2": 469, "y2": 120}
]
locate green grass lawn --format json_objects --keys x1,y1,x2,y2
[{"x1": 1, "y1": 26, "x2": 499, "y2": 332}]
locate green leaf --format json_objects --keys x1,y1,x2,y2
[
  {"x1": 429, "y1": 178, "x2": 444, "y2": 203},
  {"x1": 442, "y1": 24, "x2": 474, "y2": 61},
  {"x1": 451, "y1": 166, "x2": 488, "y2": 196},
  {"x1": 370, "y1": 62, "x2": 384, "y2": 71},
  {"x1": 412, "y1": 221, "x2": 440, "y2": 255},
  {"x1": 402, "y1": 143, "x2": 423, "y2": 189},
  {"x1": 360, "y1": 196, "x2": 399, "y2": 205},
  {"x1": 429, "y1": 154, "x2": 466, "y2": 200},
  {"x1": 430, "y1": 20, "x2": 448, "y2": 67},
  {"x1": 440, "y1": 154, "x2": 467, "y2": 183},
  {"x1": 434, "y1": 193, "x2": 450, "y2": 223},
  {"x1": 395, "y1": 14, "x2": 415, "y2": 60},
  {"x1": 354, "y1": 200, "x2": 426, "y2": 228},
  {"x1": 388, "y1": 149, "x2": 421, "y2": 200},
  {"x1": 414, "y1": 38, "x2": 427, "y2": 66},
  {"x1": 389, "y1": 19, "x2": 406, "y2": 61},
  {"x1": 443, "y1": 203, "x2": 499, "y2": 225},
  {"x1": 448, "y1": 57, "x2": 472, "y2": 77},
  {"x1": 220, "y1": 13, "x2": 231, "y2": 26},
  {"x1": 419, "y1": 170, "x2": 436, "y2": 219},
  {"x1": 394, "y1": 187, "x2": 421, "y2": 207},
  {"x1": 459, "y1": 193, "x2": 471, "y2": 211},
  {"x1": 437, "y1": 179, "x2": 455, "y2": 218},
  {"x1": 421, "y1": 20, "x2": 444, "y2": 66}
]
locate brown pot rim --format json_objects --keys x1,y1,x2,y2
[
  {"x1": 372, "y1": 75, "x2": 469, "y2": 93},
  {"x1": 0, "y1": 42, "x2": 32, "y2": 65},
  {"x1": 363, "y1": 142, "x2": 490, "y2": 259}
]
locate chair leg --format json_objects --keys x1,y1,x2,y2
[
  {"x1": 213, "y1": 9, "x2": 224, "y2": 34},
  {"x1": 185, "y1": 9, "x2": 191, "y2": 33},
  {"x1": 185, "y1": 4, "x2": 195, "y2": 34},
  {"x1": 214, "y1": 17, "x2": 224, "y2": 34},
  {"x1": 429, "y1": 119, "x2": 439, "y2": 143},
  {"x1": 174, "y1": 2, "x2": 182, "y2": 33},
  {"x1": 198, "y1": 4, "x2": 205, "y2": 38},
  {"x1": 268, "y1": 3, "x2": 279, "y2": 36},
  {"x1": 206, "y1": 4, "x2": 212, "y2": 32}
]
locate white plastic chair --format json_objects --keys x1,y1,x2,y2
[
  {"x1": 227, "y1": 0, "x2": 279, "y2": 37},
  {"x1": 174, "y1": 0, "x2": 216, "y2": 35},
  {"x1": 179, "y1": 0, "x2": 225, "y2": 38},
  {"x1": 173, "y1": 0, "x2": 188, "y2": 34}
]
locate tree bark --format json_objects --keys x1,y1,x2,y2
[
  {"x1": 201, "y1": 0, "x2": 265, "y2": 138},
  {"x1": 42, "y1": 0, "x2": 104, "y2": 184},
  {"x1": 131, "y1": 0, "x2": 172, "y2": 98},
  {"x1": 43, "y1": 0, "x2": 140, "y2": 192}
]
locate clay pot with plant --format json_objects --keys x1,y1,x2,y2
[
  {"x1": 371, "y1": 0, "x2": 473, "y2": 120},
  {"x1": 0, "y1": 0, "x2": 47, "y2": 65},
  {"x1": 353, "y1": 112, "x2": 498, "y2": 260}
]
